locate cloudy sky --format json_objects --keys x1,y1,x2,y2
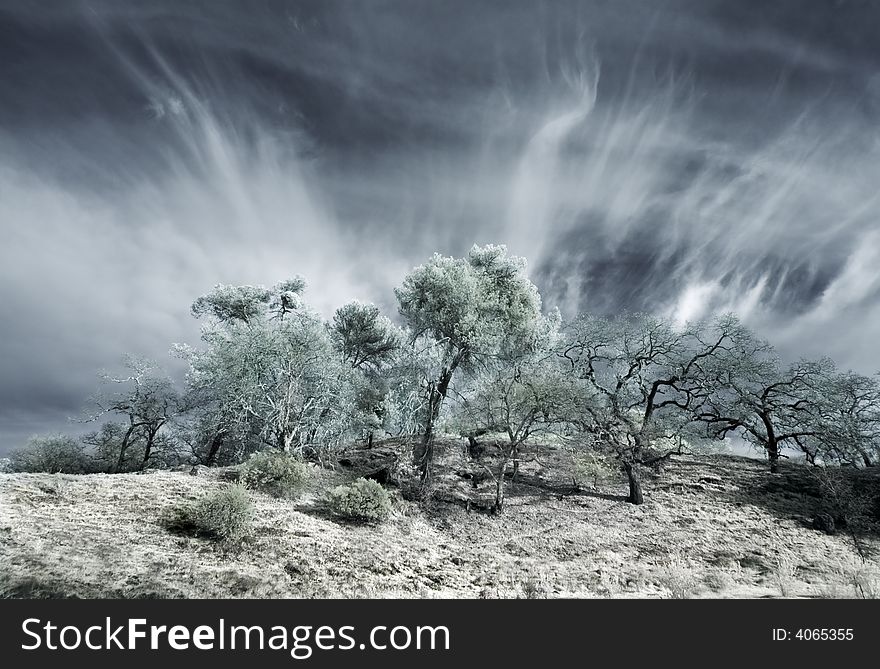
[{"x1": 1, "y1": 0, "x2": 879, "y2": 453}]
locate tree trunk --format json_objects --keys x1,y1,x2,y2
[
  {"x1": 141, "y1": 433, "x2": 154, "y2": 468},
  {"x1": 623, "y1": 461, "x2": 644, "y2": 505},
  {"x1": 419, "y1": 437, "x2": 434, "y2": 483},
  {"x1": 414, "y1": 348, "x2": 467, "y2": 482},
  {"x1": 413, "y1": 383, "x2": 437, "y2": 468},
  {"x1": 760, "y1": 412, "x2": 780, "y2": 473},
  {"x1": 767, "y1": 440, "x2": 779, "y2": 473},
  {"x1": 494, "y1": 460, "x2": 507, "y2": 513},
  {"x1": 278, "y1": 429, "x2": 292, "y2": 453},
  {"x1": 414, "y1": 384, "x2": 438, "y2": 483},
  {"x1": 115, "y1": 424, "x2": 138, "y2": 473},
  {"x1": 205, "y1": 432, "x2": 223, "y2": 466},
  {"x1": 415, "y1": 371, "x2": 450, "y2": 481},
  {"x1": 467, "y1": 435, "x2": 479, "y2": 458},
  {"x1": 141, "y1": 425, "x2": 162, "y2": 468}
]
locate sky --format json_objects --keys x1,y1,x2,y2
[{"x1": 1, "y1": 0, "x2": 879, "y2": 453}]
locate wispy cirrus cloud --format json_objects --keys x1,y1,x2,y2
[{"x1": 1, "y1": 0, "x2": 879, "y2": 451}]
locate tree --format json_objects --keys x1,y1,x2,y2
[
  {"x1": 83, "y1": 422, "x2": 130, "y2": 471},
  {"x1": 191, "y1": 284, "x2": 273, "y2": 324},
  {"x1": 694, "y1": 329, "x2": 833, "y2": 473},
  {"x1": 809, "y1": 371, "x2": 880, "y2": 467},
  {"x1": 449, "y1": 346, "x2": 571, "y2": 511},
  {"x1": 184, "y1": 279, "x2": 365, "y2": 463},
  {"x1": 331, "y1": 301, "x2": 401, "y2": 372},
  {"x1": 395, "y1": 244, "x2": 545, "y2": 481},
  {"x1": 378, "y1": 334, "x2": 439, "y2": 439},
  {"x1": 84, "y1": 356, "x2": 180, "y2": 472},
  {"x1": 330, "y1": 301, "x2": 404, "y2": 446},
  {"x1": 560, "y1": 314, "x2": 742, "y2": 504},
  {"x1": 9, "y1": 435, "x2": 91, "y2": 474}
]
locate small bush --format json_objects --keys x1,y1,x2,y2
[
  {"x1": 327, "y1": 478, "x2": 392, "y2": 523},
  {"x1": 179, "y1": 485, "x2": 253, "y2": 543},
  {"x1": 0, "y1": 458, "x2": 12, "y2": 473},
  {"x1": 239, "y1": 451, "x2": 310, "y2": 498},
  {"x1": 657, "y1": 557, "x2": 699, "y2": 599},
  {"x1": 10, "y1": 435, "x2": 92, "y2": 474},
  {"x1": 772, "y1": 553, "x2": 799, "y2": 598},
  {"x1": 518, "y1": 575, "x2": 550, "y2": 599},
  {"x1": 572, "y1": 451, "x2": 617, "y2": 489}
]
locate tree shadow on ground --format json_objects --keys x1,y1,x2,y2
[
  {"x1": 504, "y1": 472, "x2": 629, "y2": 503},
  {"x1": 293, "y1": 496, "x2": 387, "y2": 528},
  {"x1": 691, "y1": 457, "x2": 880, "y2": 547}
]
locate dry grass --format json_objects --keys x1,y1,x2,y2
[
  {"x1": 816, "y1": 556, "x2": 880, "y2": 599},
  {"x1": 657, "y1": 556, "x2": 700, "y2": 599},
  {"x1": 771, "y1": 552, "x2": 800, "y2": 598},
  {"x1": 1, "y1": 447, "x2": 878, "y2": 599}
]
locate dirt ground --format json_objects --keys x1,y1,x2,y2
[{"x1": 1, "y1": 440, "x2": 878, "y2": 599}]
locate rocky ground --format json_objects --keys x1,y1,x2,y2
[{"x1": 1, "y1": 439, "x2": 879, "y2": 599}]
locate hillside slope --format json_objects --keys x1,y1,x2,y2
[{"x1": 1, "y1": 448, "x2": 878, "y2": 599}]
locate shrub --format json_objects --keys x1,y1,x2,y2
[
  {"x1": 518, "y1": 575, "x2": 550, "y2": 599},
  {"x1": 327, "y1": 478, "x2": 392, "y2": 523},
  {"x1": 180, "y1": 485, "x2": 253, "y2": 543},
  {"x1": 9, "y1": 435, "x2": 92, "y2": 474},
  {"x1": 239, "y1": 451, "x2": 310, "y2": 498},
  {"x1": 0, "y1": 458, "x2": 12, "y2": 473},
  {"x1": 657, "y1": 557, "x2": 699, "y2": 599},
  {"x1": 772, "y1": 553, "x2": 799, "y2": 598},
  {"x1": 572, "y1": 451, "x2": 617, "y2": 489}
]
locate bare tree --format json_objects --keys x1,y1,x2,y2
[
  {"x1": 83, "y1": 356, "x2": 180, "y2": 472},
  {"x1": 809, "y1": 371, "x2": 880, "y2": 467},
  {"x1": 449, "y1": 347, "x2": 570, "y2": 512},
  {"x1": 561, "y1": 314, "x2": 741, "y2": 504},
  {"x1": 694, "y1": 328, "x2": 833, "y2": 472}
]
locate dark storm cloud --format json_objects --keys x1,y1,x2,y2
[{"x1": 1, "y1": 0, "x2": 879, "y2": 453}]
